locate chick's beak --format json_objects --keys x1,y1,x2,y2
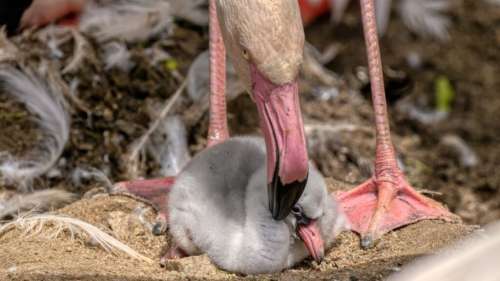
[
  {"x1": 250, "y1": 64, "x2": 309, "y2": 220},
  {"x1": 297, "y1": 219, "x2": 325, "y2": 262}
]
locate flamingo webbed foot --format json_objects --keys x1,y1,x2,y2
[
  {"x1": 338, "y1": 172, "x2": 460, "y2": 248},
  {"x1": 113, "y1": 177, "x2": 175, "y2": 235}
]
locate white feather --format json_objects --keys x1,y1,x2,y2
[
  {"x1": 126, "y1": 80, "x2": 186, "y2": 178},
  {"x1": 440, "y1": 134, "x2": 479, "y2": 168},
  {"x1": 396, "y1": 100, "x2": 448, "y2": 125},
  {"x1": 168, "y1": 0, "x2": 208, "y2": 26},
  {"x1": 0, "y1": 67, "x2": 70, "y2": 192},
  {"x1": 102, "y1": 42, "x2": 135, "y2": 72},
  {"x1": 388, "y1": 222, "x2": 500, "y2": 281},
  {"x1": 79, "y1": 0, "x2": 173, "y2": 43},
  {"x1": 376, "y1": 0, "x2": 392, "y2": 35},
  {"x1": 328, "y1": 0, "x2": 451, "y2": 40},
  {"x1": 0, "y1": 214, "x2": 152, "y2": 262},
  {"x1": 146, "y1": 115, "x2": 190, "y2": 176},
  {"x1": 303, "y1": 43, "x2": 342, "y2": 88},
  {"x1": 35, "y1": 25, "x2": 73, "y2": 60},
  {"x1": 144, "y1": 45, "x2": 171, "y2": 67},
  {"x1": 0, "y1": 30, "x2": 19, "y2": 63},
  {"x1": 0, "y1": 189, "x2": 76, "y2": 219},
  {"x1": 330, "y1": 0, "x2": 351, "y2": 23},
  {"x1": 46, "y1": 28, "x2": 65, "y2": 59},
  {"x1": 70, "y1": 167, "x2": 114, "y2": 190},
  {"x1": 62, "y1": 29, "x2": 92, "y2": 74},
  {"x1": 187, "y1": 50, "x2": 243, "y2": 107},
  {"x1": 398, "y1": 0, "x2": 451, "y2": 41}
]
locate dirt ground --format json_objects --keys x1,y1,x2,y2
[
  {"x1": 0, "y1": 0, "x2": 499, "y2": 280},
  {"x1": 0, "y1": 182, "x2": 473, "y2": 281}
]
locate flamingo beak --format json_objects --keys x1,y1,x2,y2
[
  {"x1": 297, "y1": 219, "x2": 325, "y2": 262},
  {"x1": 250, "y1": 65, "x2": 309, "y2": 220}
]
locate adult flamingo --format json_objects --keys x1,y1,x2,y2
[
  {"x1": 21, "y1": 0, "x2": 457, "y2": 248},
  {"x1": 119, "y1": 0, "x2": 458, "y2": 248}
]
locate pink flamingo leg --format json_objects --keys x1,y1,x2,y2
[
  {"x1": 207, "y1": 0, "x2": 230, "y2": 147},
  {"x1": 113, "y1": 0, "x2": 229, "y2": 236},
  {"x1": 337, "y1": 0, "x2": 459, "y2": 248},
  {"x1": 161, "y1": 0, "x2": 229, "y2": 258}
]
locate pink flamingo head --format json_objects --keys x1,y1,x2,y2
[{"x1": 216, "y1": 0, "x2": 308, "y2": 220}]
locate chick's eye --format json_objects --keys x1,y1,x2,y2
[{"x1": 292, "y1": 205, "x2": 302, "y2": 215}]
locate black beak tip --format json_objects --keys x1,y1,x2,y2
[{"x1": 268, "y1": 177, "x2": 308, "y2": 220}]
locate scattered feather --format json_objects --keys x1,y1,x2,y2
[
  {"x1": 388, "y1": 222, "x2": 500, "y2": 281},
  {"x1": 317, "y1": 43, "x2": 341, "y2": 65},
  {"x1": 330, "y1": 0, "x2": 350, "y2": 23},
  {"x1": 79, "y1": 0, "x2": 173, "y2": 42},
  {"x1": 168, "y1": 0, "x2": 208, "y2": 26},
  {"x1": 71, "y1": 167, "x2": 114, "y2": 191},
  {"x1": 144, "y1": 45, "x2": 171, "y2": 67},
  {"x1": 0, "y1": 29, "x2": 20, "y2": 63},
  {"x1": 69, "y1": 78, "x2": 80, "y2": 97},
  {"x1": 0, "y1": 189, "x2": 76, "y2": 219},
  {"x1": 0, "y1": 190, "x2": 16, "y2": 213},
  {"x1": 329, "y1": 0, "x2": 452, "y2": 40},
  {"x1": 0, "y1": 214, "x2": 152, "y2": 262},
  {"x1": 312, "y1": 87, "x2": 340, "y2": 101},
  {"x1": 186, "y1": 50, "x2": 210, "y2": 103},
  {"x1": 375, "y1": 0, "x2": 392, "y2": 35},
  {"x1": 36, "y1": 25, "x2": 73, "y2": 60},
  {"x1": 441, "y1": 135, "x2": 479, "y2": 168},
  {"x1": 47, "y1": 40, "x2": 63, "y2": 59},
  {"x1": 306, "y1": 122, "x2": 374, "y2": 177},
  {"x1": 303, "y1": 43, "x2": 343, "y2": 88},
  {"x1": 46, "y1": 31, "x2": 64, "y2": 59},
  {"x1": 146, "y1": 115, "x2": 190, "y2": 176},
  {"x1": 126, "y1": 79, "x2": 187, "y2": 178},
  {"x1": 49, "y1": 62, "x2": 91, "y2": 114},
  {"x1": 102, "y1": 42, "x2": 135, "y2": 72},
  {"x1": 305, "y1": 122, "x2": 372, "y2": 136},
  {"x1": 62, "y1": 29, "x2": 93, "y2": 74},
  {"x1": 187, "y1": 50, "x2": 243, "y2": 108},
  {"x1": 406, "y1": 51, "x2": 423, "y2": 70},
  {"x1": 0, "y1": 67, "x2": 70, "y2": 191},
  {"x1": 396, "y1": 100, "x2": 448, "y2": 125},
  {"x1": 398, "y1": 0, "x2": 451, "y2": 41}
]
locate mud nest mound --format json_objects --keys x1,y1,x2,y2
[{"x1": 0, "y1": 180, "x2": 474, "y2": 281}]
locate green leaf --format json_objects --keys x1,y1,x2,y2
[
  {"x1": 435, "y1": 76, "x2": 455, "y2": 113},
  {"x1": 164, "y1": 58, "x2": 178, "y2": 72}
]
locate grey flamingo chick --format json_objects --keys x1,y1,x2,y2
[{"x1": 167, "y1": 136, "x2": 344, "y2": 274}]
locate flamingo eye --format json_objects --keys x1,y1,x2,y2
[{"x1": 242, "y1": 49, "x2": 250, "y2": 60}]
